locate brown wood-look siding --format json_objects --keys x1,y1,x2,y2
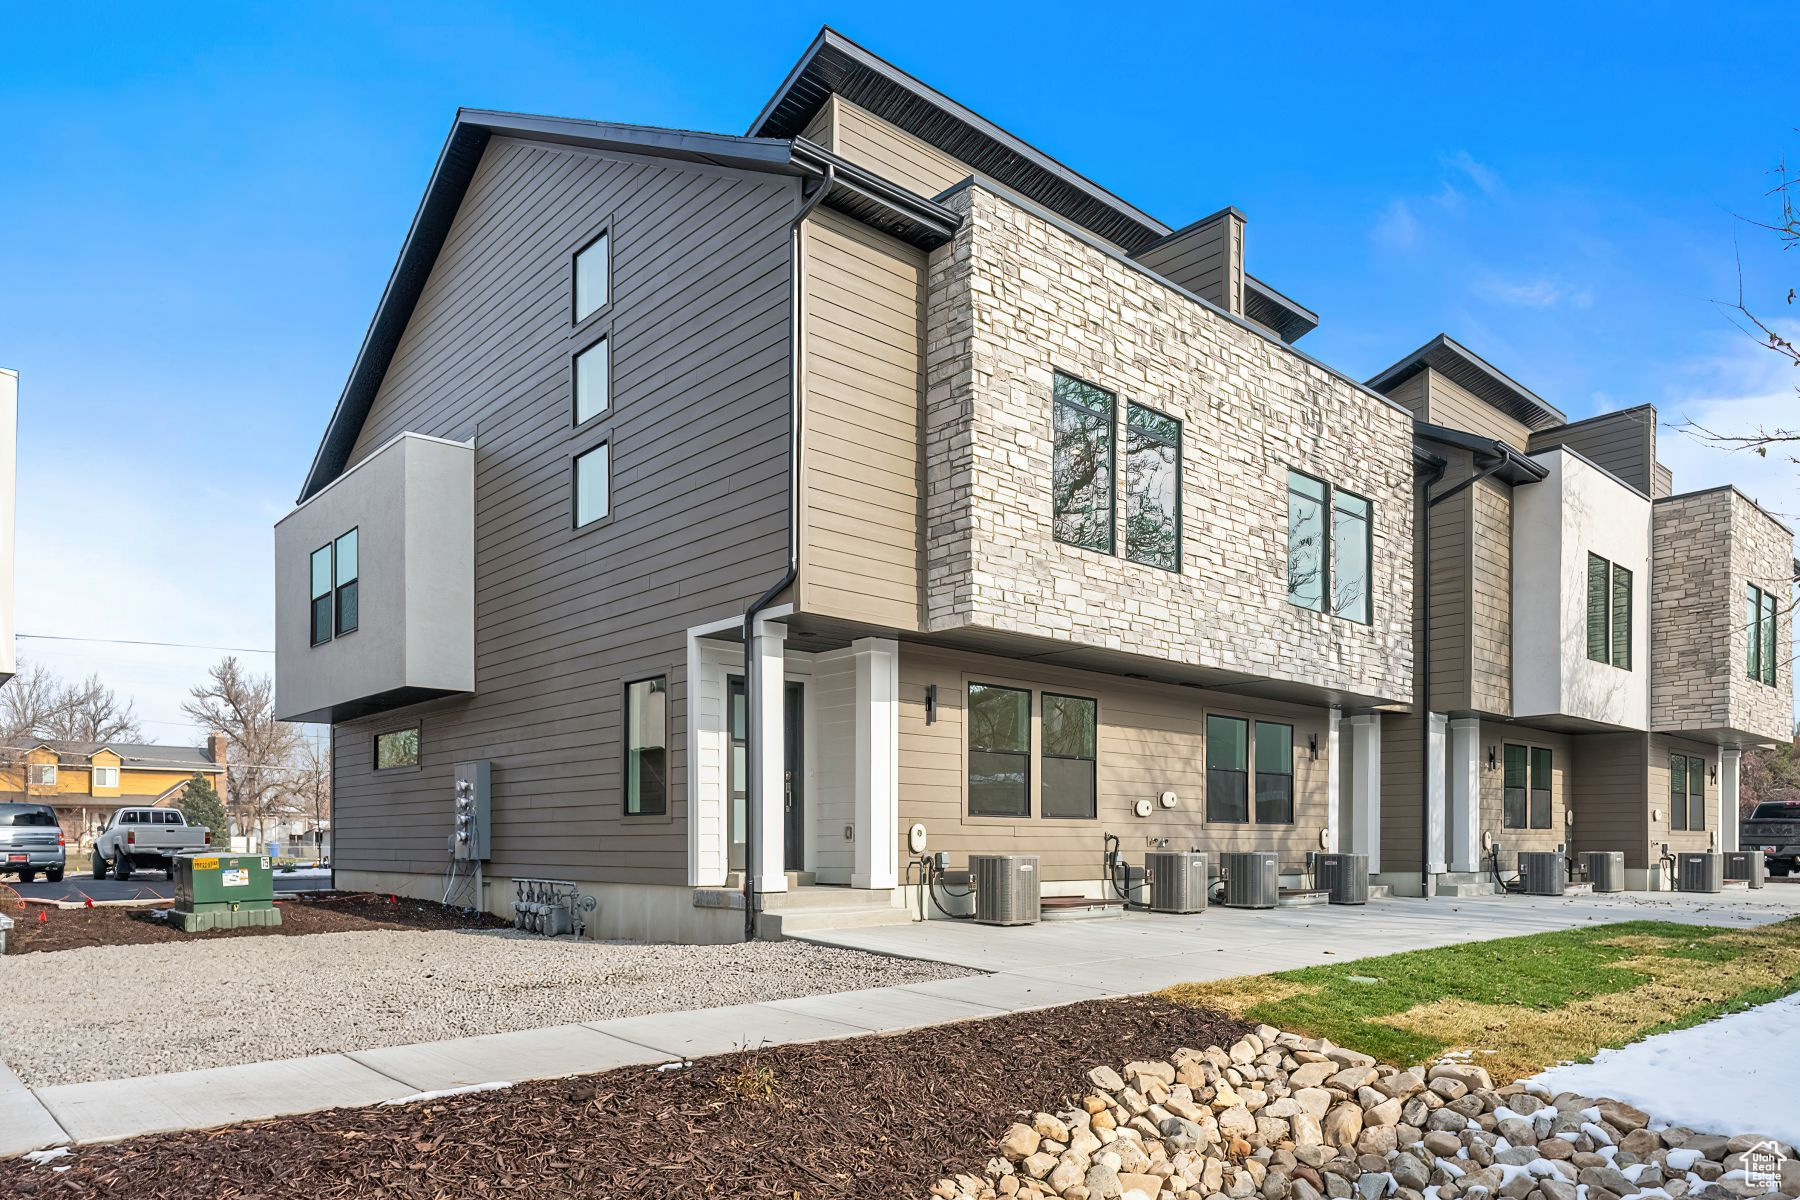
[
  {"x1": 831, "y1": 97, "x2": 973, "y2": 199},
  {"x1": 1468, "y1": 478, "x2": 1513, "y2": 715},
  {"x1": 1379, "y1": 712, "x2": 1424, "y2": 870},
  {"x1": 1426, "y1": 487, "x2": 1472, "y2": 711},
  {"x1": 330, "y1": 136, "x2": 798, "y2": 885},
  {"x1": 1570, "y1": 731, "x2": 1650, "y2": 866},
  {"x1": 1425, "y1": 370, "x2": 1531, "y2": 450},
  {"x1": 1478, "y1": 723, "x2": 1571, "y2": 868},
  {"x1": 1527, "y1": 409, "x2": 1655, "y2": 494},
  {"x1": 1384, "y1": 371, "x2": 1429, "y2": 420},
  {"x1": 1133, "y1": 213, "x2": 1242, "y2": 314},
  {"x1": 898, "y1": 645, "x2": 1331, "y2": 882},
  {"x1": 798, "y1": 208, "x2": 924, "y2": 631},
  {"x1": 1647, "y1": 733, "x2": 1720, "y2": 859}
]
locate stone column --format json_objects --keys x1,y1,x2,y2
[
  {"x1": 1348, "y1": 715, "x2": 1382, "y2": 873},
  {"x1": 746, "y1": 619, "x2": 788, "y2": 896},
  {"x1": 851, "y1": 637, "x2": 900, "y2": 889},
  {"x1": 1425, "y1": 714, "x2": 1448, "y2": 877},
  {"x1": 1719, "y1": 748, "x2": 1742, "y2": 854},
  {"x1": 1447, "y1": 718, "x2": 1481, "y2": 872},
  {"x1": 1324, "y1": 707, "x2": 1342, "y2": 855}
]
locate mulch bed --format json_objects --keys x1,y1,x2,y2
[
  {"x1": 3, "y1": 893, "x2": 510, "y2": 955},
  {"x1": 0, "y1": 995, "x2": 1249, "y2": 1199}
]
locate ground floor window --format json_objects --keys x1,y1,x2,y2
[
  {"x1": 1502, "y1": 744, "x2": 1553, "y2": 829},
  {"x1": 1041, "y1": 693, "x2": 1097, "y2": 819},
  {"x1": 1205, "y1": 716, "x2": 1249, "y2": 822},
  {"x1": 1253, "y1": 722, "x2": 1295, "y2": 824},
  {"x1": 624, "y1": 677, "x2": 667, "y2": 816},
  {"x1": 1670, "y1": 752, "x2": 1706, "y2": 831},
  {"x1": 967, "y1": 683, "x2": 1031, "y2": 817},
  {"x1": 375, "y1": 726, "x2": 420, "y2": 770}
]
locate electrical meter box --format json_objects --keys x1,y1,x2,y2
[
  {"x1": 453, "y1": 759, "x2": 492, "y2": 861},
  {"x1": 172, "y1": 851, "x2": 282, "y2": 932}
]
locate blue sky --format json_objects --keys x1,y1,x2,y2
[{"x1": 1, "y1": 2, "x2": 1795, "y2": 735}]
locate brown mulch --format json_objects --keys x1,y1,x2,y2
[
  {"x1": 3, "y1": 893, "x2": 510, "y2": 955},
  {"x1": 0, "y1": 995, "x2": 1250, "y2": 1199}
]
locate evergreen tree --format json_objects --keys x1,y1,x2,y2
[{"x1": 177, "y1": 774, "x2": 231, "y2": 846}]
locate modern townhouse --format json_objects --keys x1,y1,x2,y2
[
  {"x1": 1368, "y1": 336, "x2": 1794, "y2": 893},
  {"x1": 275, "y1": 29, "x2": 1431, "y2": 940}
]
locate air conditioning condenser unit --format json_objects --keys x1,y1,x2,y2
[
  {"x1": 970, "y1": 854, "x2": 1040, "y2": 926},
  {"x1": 1145, "y1": 851, "x2": 1208, "y2": 914}
]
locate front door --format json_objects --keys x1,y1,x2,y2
[{"x1": 727, "y1": 677, "x2": 804, "y2": 873}]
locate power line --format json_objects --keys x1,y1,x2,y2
[{"x1": 18, "y1": 633, "x2": 274, "y2": 654}]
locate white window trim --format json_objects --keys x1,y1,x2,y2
[
  {"x1": 93, "y1": 765, "x2": 120, "y2": 788},
  {"x1": 29, "y1": 763, "x2": 57, "y2": 786}
]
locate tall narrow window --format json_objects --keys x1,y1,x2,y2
[
  {"x1": 1670, "y1": 752, "x2": 1706, "y2": 831},
  {"x1": 1124, "y1": 402, "x2": 1179, "y2": 570},
  {"x1": 334, "y1": 528, "x2": 359, "y2": 637},
  {"x1": 1253, "y1": 721, "x2": 1294, "y2": 824},
  {"x1": 1051, "y1": 372, "x2": 1115, "y2": 553},
  {"x1": 1502, "y1": 744, "x2": 1528, "y2": 829},
  {"x1": 574, "y1": 336, "x2": 609, "y2": 425},
  {"x1": 309, "y1": 544, "x2": 333, "y2": 646},
  {"x1": 574, "y1": 230, "x2": 609, "y2": 321},
  {"x1": 1609, "y1": 563, "x2": 1632, "y2": 669},
  {"x1": 1587, "y1": 553, "x2": 1631, "y2": 669},
  {"x1": 625, "y1": 677, "x2": 668, "y2": 816},
  {"x1": 1331, "y1": 490, "x2": 1371, "y2": 624},
  {"x1": 1587, "y1": 553, "x2": 1610, "y2": 663},
  {"x1": 574, "y1": 443, "x2": 610, "y2": 527},
  {"x1": 1529, "y1": 746, "x2": 1553, "y2": 829},
  {"x1": 1041, "y1": 693, "x2": 1097, "y2": 819},
  {"x1": 1748, "y1": 583, "x2": 1778, "y2": 686},
  {"x1": 375, "y1": 727, "x2": 420, "y2": 770},
  {"x1": 967, "y1": 683, "x2": 1030, "y2": 816},
  {"x1": 1287, "y1": 471, "x2": 1326, "y2": 612},
  {"x1": 1205, "y1": 715, "x2": 1250, "y2": 823},
  {"x1": 1763, "y1": 587, "x2": 1779, "y2": 686}
]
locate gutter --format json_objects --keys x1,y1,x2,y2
[{"x1": 741, "y1": 161, "x2": 836, "y2": 942}]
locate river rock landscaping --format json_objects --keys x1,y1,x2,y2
[{"x1": 931, "y1": 1024, "x2": 1800, "y2": 1200}]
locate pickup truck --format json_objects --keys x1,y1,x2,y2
[
  {"x1": 1743, "y1": 800, "x2": 1800, "y2": 878},
  {"x1": 92, "y1": 807, "x2": 212, "y2": 881}
]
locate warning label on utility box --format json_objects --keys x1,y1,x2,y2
[
  {"x1": 222, "y1": 869, "x2": 249, "y2": 887},
  {"x1": 193, "y1": 858, "x2": 219, "y2": 872}
]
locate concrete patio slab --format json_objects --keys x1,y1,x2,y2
[
  {"x1": 760, "y1": 983, "x2": 1007, "y2": 1033},
  {"x1": 34, "y1": 1053, "x2": 414, "y2": 1145},
  {"x1": 892, "y1": 971, "x2": 1119, "y2": 1012},
  {"x1": 349, "y1": 1023, "x2": 667, "y2": 1092},
  {"x1": 587, "y1": 1002, "x2": 869, "y2": 1060},
  {"x1": 0, "y1": 1062, "x2": 67, "y2": 1158}
]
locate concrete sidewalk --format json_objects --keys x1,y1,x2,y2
[{"x1": 3, "y1": 886, "x2": 1794, "y2": 1157}]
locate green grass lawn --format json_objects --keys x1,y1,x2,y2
[{"x1": 1164, "y1": 917, "x2": 1800, "y2": 1082}]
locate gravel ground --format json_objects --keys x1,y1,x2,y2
[{"x1": 0, "y1": 929, "x2": 976, "y2": 1087}]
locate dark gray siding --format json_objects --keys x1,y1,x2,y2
[
  {"x1": 330, "y1": 136, "x2": 797, "y2": 886},
  {"x1": 1528, "y1": 408, "x2": 1655, "y2": 495}
]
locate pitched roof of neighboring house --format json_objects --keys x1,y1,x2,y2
[{"x1": 17, "y1": 741, "x2": 225, "y2": 773}]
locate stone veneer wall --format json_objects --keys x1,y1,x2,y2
[
  {"x1": 1651, "y1": 488, "x2": 1793, "y2": 743},
  {"x1": 923, "y1": 185, "x2": 1415, "y2": 703}
]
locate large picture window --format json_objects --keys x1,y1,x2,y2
[
  {"x1": 1586, "y1": 553, "x2": 1632, "y2": 669},
  {"x1": 1051, "y1": 372, "x2": 1115, "y2": 553},
  {"x1": 1747, "y1": 583, "x2": 1778, "y2": 686},
  {"x1": 375, "y1": 727, "x2": 420, "y2": 770},
  {"x1": 625, "y1": 677, "x2": 668, "y2": 816},
  {"x1": 1205, "y1": 715, "x2": 1249, "y2": 823},
  {"x1": 1670, "y1": 752, "x2": 1706, "y2": 831},
  {"x1": 1041, "y1": 693, "x2": 1097, "y2": 819},
  {"x1": 1253, "y1": 721, "x2": 1295, "y2": 824},
  {"x1": 1124, "y1": 402, "x2": 1179, "y2": 571},
  {"x1": 967, "y1": 683, "x2": 1030, "y2": 817}
]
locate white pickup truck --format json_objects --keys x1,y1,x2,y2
[{"x1": 92, "y1": 807, "x2": 212, "y2": 881}]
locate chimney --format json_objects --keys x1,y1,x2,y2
[{"x1": 207, "y1": 732, "x2": 229, "y2": 771}]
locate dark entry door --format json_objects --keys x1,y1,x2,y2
[{"x1": 727, "y1": 677, "x2": 804, "y2": 873}]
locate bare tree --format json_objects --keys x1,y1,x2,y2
[
  {"x1": 180, "y1": 657, "x2": 306, "y2": 846},
  {"x1": 291, "y1": 736, "x2": 332, "y2": 857},
  {"x1": 41, "y1": 673, "x2": 141, "y2": 743},
  {"x1": 0, "y1": 661, "x2": 72, "y2": 746}
]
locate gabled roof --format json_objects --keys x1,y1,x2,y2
[
  {"x1": 13, "y1": 740, "x2": 224, "y2": 772},
  {"x1": 749, "y1": 26, "x2": 1170, "y2": 251},
  {"x1": 1367, "y1": 334, "x2": 1566, "y2": 431},
  {"x1": 296, "y1": 110, "x2": 959, "y2": 502}
]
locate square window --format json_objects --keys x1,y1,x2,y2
[
  {"x1": 625, "y1": 677, "x2": 668, "y2": 816},
  {"x1": 28, "y1": 763, "x2": 57, "y2": 787},
  {"x1": 574, "y1": 336, "x2": 609, "y2": 425},
  {"x1": 574, "y1": 231, "x2": 609, "y2": 321},
  {"x1": 575, "y1": 443, "x2": 610, "y2": 526}
]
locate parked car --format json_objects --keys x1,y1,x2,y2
[
  {"x1": 91, "y1": 807, "x2": 211, "y2": 881},
  {"x1": 0, "y1": 802, "x2": 65, "y2": 884},
  {"x1": 1744, "y1": 800, "x2": 1800, "y2": 877}
]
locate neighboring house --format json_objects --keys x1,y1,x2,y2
[
  {"x1": 2, "y1": 734, "x2": 229, "y2": 851},
  {"x1": 1368, "y1": 339, "x2": 1795, "y2": 892},
  {"x1": 273, "y1": 28, "x2": 1791, "y2": 939}
]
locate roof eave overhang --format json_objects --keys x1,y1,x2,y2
[
  {"x1": 1368, "y1": 334, "x2": 1566, "y2": 432},
  {"x1": 1413, "y1": 420, "x2": 1550, "y2": 486}
]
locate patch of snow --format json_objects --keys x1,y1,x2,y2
[
  {"x1": 654, "y1": 1060, "x2": 692, "y2": 1072},
  {"x1": 1581, "y1": 1106, "x2": 1604, "y2": 1123},
  {"x1": 1664, "y1": 1150, "x2": 1703, "y2": 1172},
  {"x1": 1528, "y1": 1160, "x2": 1563, "y2": 1179},
  {"x1": 1583, "y1": 1121, "x2": 1615, "y2": 1146},
  {"x1": 1436, "y1": 1159, "x2": 1466, "y2": 1179},
  {"x1": 1493, "y1": 1164, "x2": 1539, "y2": 1188},
  {"x1": 1528, "y1": 993, "x2": 1800, "y2": 1146},
  {"x1": 379, "y1": 1081, "x2": 512, "y2": 1106},
  {"x1": 1621, "y1": 1163, "x2": 1650, "y2": 1182},
  {"x1": 23, "y1": 1147, "x2": 70, "y2": 1166},
  {"x1": 1622, "y1": 1190, "x2": 1671, "y2": 1200}
]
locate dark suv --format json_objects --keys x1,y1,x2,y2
[{"x1": 0, "y1": 802, "x2": 66, "y2": 883}]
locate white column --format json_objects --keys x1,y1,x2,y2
[
  {"x1": 1348, "y1": 715, "x2": 1382, "y2": 872},
  {"x1": 1425, "y1": 714, "x2": 1448, "y2": 875},
  {"x1": 1720, "y1": 748, "x2": 1742, "y2": 854},
  {"x1": 685, "y1": 632, "x2": 729, "y2": 887},
  {"x1": 747, "y1": 619, "x2": 788, "y2": 896},
  {"x1": 1323, "y1": 707, "x2": 1342, "y2": 854},
  {"x1": 1447, "y1": 718, "x2": 1482, "y2": 872},
  {"x1": 851, "y1": 637, "x2": 900, "y2": 889}
]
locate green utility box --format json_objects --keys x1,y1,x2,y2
[{"x1": 171, "y1": 851, "x2": 282, "y2": 932}]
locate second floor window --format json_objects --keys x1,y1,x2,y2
[
  {"x1": 1051, "y1": 372, "x2": 1114, "y2": 553},
  {"x1": 1586, "y1": 553, "x2": 1631, "y2": 669},
  {"x1": 1288, "y1": 470, "x2": 1372, "y2": 623},
  {"x1": 93, "y1": 765, "x2": 119, "y2": 788},
  {"x1": 1747, "y1": 583, "x2": 1778, "y2": 686},
  {"x1": 28, "y1": 763, "x2": 56, "y2": 787},
  {"x1": 574, "y1": 335, "x2": 609, "y2": 425},
  {"x1": 1124, "y1": 402, "x2": 1180, "y2": 571},
  {"x1": 574, "y1": 443, "x2": 610, "y2": 527},
  {"x1": 1502, "y1": 744, "x2": 1553, "y2": 829},
  {"x1": 1670, "y1": 752, "x2": 1706, "y2": 831},
  {"x1": 573, "y1": 230, "x2": 609, "y2": 322},
  {"x1": 309, "y1": 529, "x2": 359, "y2": 646}
]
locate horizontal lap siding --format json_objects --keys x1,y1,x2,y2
[
  {"x1": 1426, "y1": 371, "x2": 1531, "y2": 451},
  {"x1": 1570, "y1": 732, "x2": 1650, "y2": 867},
  {"x1": 800, "y1": 208, "x2": 925, "y2": 631},
  {"x1": 1379, "y1": 713, "x2": 1424, "y2": 871},
  {"x1": 832, "y1": 98, "x2": 973, "y2": 198},
  {"x1": 1648, "y1": 734, "x2": 1720, "y2": 858},
  {"x1": 1479, "y1": 722, "x2": 1571, "y2": 868},
  {"x1": 331, "y1": 137, "x2": 795, "y2": 885},
  {"x1": 1135, "y1": 218, "x2": 1235, "y2": 311},
  {"x1": 1469, "y1": 479, "x2": 1513, "y2": 714},
  {"x1": 1529, "y1": 411, "x2": 1654, "y2": 494},
  {"x1": 898, "y1": 644, "x2": 1331, "y2": 881}
]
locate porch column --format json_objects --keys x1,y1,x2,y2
[
  {"x1": 1425, "y1": 714, "x2": 1448, "y2": 876},
  {"x1": 1348, "y1": 714, "x2": 1382, "y2": 873},
  {"x1": 747, "y1": 618, "x2": 788, "y2": 896},
  {"x1": 851, "y1": 637, "x2": 900, "y2": 889},
  {"x1": 1447, "y1": 718, "x2": 1482, "y2": 871},
  {"x1": 1719, "y1": 748, "x2": 1742, "y2": 853},
  {"x1": 1323, "y1": 707, "x2": 1342, "y2": 854}
]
